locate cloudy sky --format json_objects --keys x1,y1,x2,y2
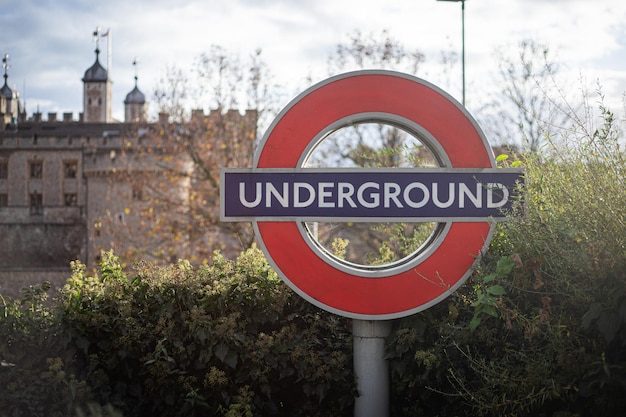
[{"x1": 1, "y1": 0, "x2": 625, "y2": 123}]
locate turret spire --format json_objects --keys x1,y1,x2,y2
[
  {"x1": 92, "y1": 27, "x2": 101, "y2": 54},
  {"x1": 2, "y1": 54, "x2": 9, "y2": 88},
  {"x1": 133, "y1": 57, "x2": 139, "y2": 87},
  {"x1": 83, "y1": 29, "x2": 112, "y2": 123},
  {"x1": 124, "y1": 58, "x2": 146, "y2": 122},
  {"x1": 1, "y1": 53, "x2": 13, "y2": 100}
]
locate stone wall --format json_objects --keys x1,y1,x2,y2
[
  {"x1": 0, "y1": 269, "x2": 71, "y2": 299},
  {"x1": 0, "y1": 223, "x2": 86, "y2": 268}
]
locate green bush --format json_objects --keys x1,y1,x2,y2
[
  {"x1": 60, "y1": 248, "x2": 354, "y2": 417},
  {"x1": 0, "y1": 282, "x2": 94, "y2": 417},
  {"x1": 1, "y1": 248, "x2": 354, "y2": 417},
  {"x1": 386, "y1": 102, "x2": 626, "y2": 416}
]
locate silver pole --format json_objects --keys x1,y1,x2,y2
[
  {"x1": 353, "y1": 319, "x2": 392, "y2": 417},
  {"x1": 106, "y1": 29, "x2": 112, "y2": 77}
]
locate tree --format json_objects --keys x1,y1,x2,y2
[
  {"x1": 100, "y1": 46, "x2": 278, "y2": 264},
  {"x1": 325, "y1": 29, "x2": 426, "y2": 76},
  {"x1": 479, "y1": 39, "x2": 575, "y2": 152}
]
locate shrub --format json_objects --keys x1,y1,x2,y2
[
  {"x1": 386, "y1": 98, "x2": 626, "y2": 416},
  {"x1": 59, "y1": 248, "x2": 355, "y2": 416},
  {"x1": 1, "y1": 248, "x2": 355, "y2": 416},
  {"x1": 0, "y1": 282, "x2": 93, "y2": 417}
]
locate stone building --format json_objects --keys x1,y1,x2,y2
[{"x1": 0, "y1": 45, "x2": 256, "y2": 297}]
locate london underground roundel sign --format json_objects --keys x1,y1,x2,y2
[{"x1": 220, "y1": 70, "x2": 523, "y2": 320}]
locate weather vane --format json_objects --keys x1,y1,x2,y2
[
  {"x1": 92, "y1": 27, "x2": 101, "y2": 50},
  {"x1": 132, "y1": 57, "x2": 139, "y2": 85},
  {"x1": 2, "y1": 53, "x2": 9, "y2": 84}
]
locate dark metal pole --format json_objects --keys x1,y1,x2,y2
[
  {"x1": 461, "y1": 0, "x2": 466, "y2": 106},
  {"x1": 437, "y1": 0, "x2": 466, "y2": 106}
]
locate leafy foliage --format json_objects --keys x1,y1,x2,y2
[
  {"x1": 63, "y1": 248, "x2": 355, "y2": 416},
  {"x1": 1, "y1": 248, "x2": 355, "y2": 417},
  {"x1": 0, "y1": 282, "x2": 93, "y2": 417},
  {"x1": 385, "y1": 91, "x2": 626, "y2": 416}
]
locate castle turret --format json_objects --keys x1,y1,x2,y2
[
  {"x1": 1, "y1": 54, "x2": 16, "y2": 125},
  {"x1": 124, "y1": 59, "x2": 147, "y2": 123},
  {"x1": 82, "y1": 30, "x2": 112, "y2": 123}
]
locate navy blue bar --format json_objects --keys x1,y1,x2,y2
[{"x1": 222, "y1": 170, "x2": 523, "y2": 220}]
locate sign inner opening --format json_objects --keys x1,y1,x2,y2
[{"x1": 300, "y1": 121, "x2": 440, "y2": 269}]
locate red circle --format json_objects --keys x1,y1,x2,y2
[{"x1": 254, "y1": 71, "x2": 494, "y2": 319}]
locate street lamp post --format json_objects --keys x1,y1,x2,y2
[{"x1": 437, "y1": 0, "x2": 465, "y2": 106}]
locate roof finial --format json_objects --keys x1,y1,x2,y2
[
  {"x1": 132, "y1": 57, "x2": 139, "y2": 87},
  {"x1": 2, "y1": 53, "x2": 9, "y2": 84},
  {"x1": 92, "y1": 27, "x2": 101, "y2": 56}
]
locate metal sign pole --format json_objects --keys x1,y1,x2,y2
[{"x1": 353, "y1": 319, "x2": 391, "y2": 417}]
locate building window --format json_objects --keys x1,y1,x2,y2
[
  {"x1": 64, "y1": 193, "x2": 78, "y2": 206},
  {"x1": 0, "y1": 193, "x2": 7, "y2": 207},
  {"x1": 0, "y1": 161, "x2": 7, "y2": 179},
  {"x1": 30, "y1": 161, "x2": 43, "y2": 179},
  {"x1": 30, "y1": 192, "x2": 43, "y2": 215},
  {"x1": 64, "y1": 161, "x2": 78, "y2": 178}
]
